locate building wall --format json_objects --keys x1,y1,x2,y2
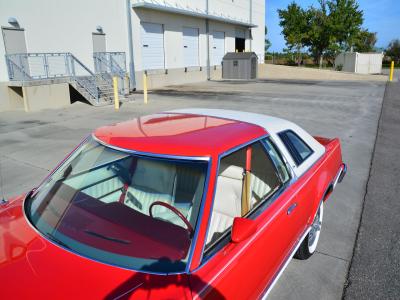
[
  {"x1": 251, "y1": 0, "x2": 266, "y2": 62},
  {"x1": 335, "y1": 52, "x2": 383, "y2": 74},
  {"x1": 0, "y1": 0, "x2": 129, "y2": 82},
  {"x1": 0, "y1": 0, "x2": 265, "y2": 82}
]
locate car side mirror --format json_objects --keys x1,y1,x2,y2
[{"x1": 231, "y1": 217, "x2": 257, "y2": 243}]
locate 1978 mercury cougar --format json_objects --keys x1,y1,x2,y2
[{"x1": 0, "y1": 109, "x2": 346, "y2": 299}]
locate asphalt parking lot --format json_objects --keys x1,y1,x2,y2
[
  {"x1": 382, "y1": 67, "x2": 399, "y2": 81},
  {"x1": 0, "y1": 78, "x2": 386, "y2": 299},
  {"x1": 343, "y1": 81, "x2": 400, "y2": 299}
]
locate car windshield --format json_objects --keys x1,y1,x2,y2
[{"x1": 25, "y1": 137, "x2": 208, "y2": 273}]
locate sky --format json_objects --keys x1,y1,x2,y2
[{"x1": 266, "y1": 0, "x2": 400, "y2": 52}]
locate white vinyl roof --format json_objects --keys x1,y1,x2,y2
[{"x1": 168, "y1": 108, "x2": 326, "y2": 178}]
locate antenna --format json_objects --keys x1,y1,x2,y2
[{"x1": 0, "y1": 156, "x2": 7, "y2": 204}]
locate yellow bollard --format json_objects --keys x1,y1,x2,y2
[
  {"x1": 389, "y1": 61, "x2": 394, "y2": 82},
  {"x1": 143, "y1": 72, "x2": 148, "y2": 104},
  {"x1": 113, "y1": 76, "x2": 119, "y2": 111}
]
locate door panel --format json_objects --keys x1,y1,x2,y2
[
  {"x1": 190, "y1": 138, "x2": 313, "y2": 298},
  {"x1": 212, "y1": 31, "x2": 225, "y2": 66},
  {"x1": 141, "y1": 22, "x2": 164, "y2": 70},
  {"x1": 2, "y1": 27, "x2": 27, "y2": 54},
  {"x1": 92, "y1": 33, "x2": 106, "y2": 53},
  {"x1": 183, "y1": 27, "x2": 199, "y2": 67},
  {"x1": 2, "y1": 27, "x2": 30, "y2": 77},
  {"x1": 190, "y1": 195, "x2": 295, "y2": 299}
]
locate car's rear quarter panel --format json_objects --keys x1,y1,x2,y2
[{"x1": 301, "y1": 137, "x2": 343, "y2": 225}]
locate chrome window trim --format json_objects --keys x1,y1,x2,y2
[
  {"x1": 261, "y1": 137, "x2": 296, "y2": 182},
  {"x1": 32, "y1": 135, "x2": 91, "y2": 198},
  {"x1": 92, "y1": 134, "x2": 210, "y2": 162},
  {"x1": 194, "y1": 134, "x2": 272, "y2": 270},
  {"x1": 185, "y1": 157, "x2": 212, "y2": 273},
  {"x1": 23, "y1": 135, "x2": 212, "y2": 276}
]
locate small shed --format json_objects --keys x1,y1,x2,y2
[
  {"x1": 335, "y1": 52, "x2": 383, "y2": 74},
  {"x1": 222, "y1": 52, "x2": 258, "y2": 80}
]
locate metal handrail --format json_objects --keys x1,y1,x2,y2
[
  {"x1": 5, "y1": 52, "x2": 102, "y2": 103},
  {"x1": 93, "y1": 52, "x2": 126, "y2": 95},
  {"x1": 70, "y1": 53, "x2": 95, "y2": 76},
  {"x1": 93, "y1": 52, "x2": 126, "y2": 77},
  {"x1": 5, "y1": 57, "x2": 33, "y2": 81}
]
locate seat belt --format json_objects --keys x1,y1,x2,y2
[{"x1": 241, "y1": 146, "x2": 252, "y2": 216}]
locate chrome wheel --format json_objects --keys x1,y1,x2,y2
[{"x1": 308, "y1": 202, "x2": 323, "y2": 254}]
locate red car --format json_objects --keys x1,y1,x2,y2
[{"x1": 0, "y1": 109, "x2": 346, "y2": 299}]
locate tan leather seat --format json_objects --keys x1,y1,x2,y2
[
  {"x1": 206, "y1": 164, "x2": 243, "y2": 245},
  {"x1": 249, "y1": 174, "x2": 271, "y2": 208}
]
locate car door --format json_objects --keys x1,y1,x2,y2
[{"x1": 189, "y1": 140, "x2": 304, "y2": 299}]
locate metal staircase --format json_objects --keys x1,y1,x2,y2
[
  {"x1": 93, "y1": 52, "x2": 127, "y2": 99},
  {"x1": 5, "y1": 52, "x2": 128, "y2": 106}
]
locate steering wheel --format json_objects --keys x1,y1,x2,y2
[{"x1": 149, "y1": 201, "x2": 194, "y2": 237}]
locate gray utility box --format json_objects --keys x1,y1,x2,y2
[{"x1": 222, "y1": 52, "x2": 258, "y2": 80}]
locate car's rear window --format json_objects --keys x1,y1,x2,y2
[
  {"x1": 26, "y1": 137, "x2": 208, "y2": 273},
  {"x1": 278, "y1": 130, "x2": 313, "y2": 165}
]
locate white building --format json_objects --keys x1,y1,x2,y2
[
  {"x1": 0, "y1": 0, "x2": 265, "y2": 111},
  {"x1": 335, "y1": 52, "x2": 383, "y2": 74}
]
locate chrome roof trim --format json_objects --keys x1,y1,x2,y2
[
  {"x1": 185, "y1": 157, "x2": 212, "y2": 273},
  {"x1": 92, "y1": 134, "x2": 211, "y2": 162}
]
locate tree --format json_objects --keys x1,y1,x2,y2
[
  {"x1": 304, "y1": 1, "x2": 334, "y2": 68},
  {"x1": 278, "y1": 0, "x2": 373, "y2": 68},
  {"x1": 278, "y1": 2, "x2": 308, "y2": 66},
  {"x1": 328, "y1": 0, "x2": 363, "y2": 51},
  {"x1": 265, "y1": 26, "x2": 272, "y2": 53},
  {"x1": 386, "y1": 39, "x2": 400, "y2": 63},
  {"x1": 353, "y1": 30, "x2": 377, "y2": 52}
]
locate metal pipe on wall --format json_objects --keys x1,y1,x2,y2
[
  {"x1": 126, "y1": 0, "x2": 136, "y2": 91},
  {"x1": 206, "y1": 0, "x2": 210, "y2": 80},
  {"x1": 249, "y1": 0, "x2": 252, "y2": 51}
]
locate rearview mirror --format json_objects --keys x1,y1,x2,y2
[{"x1": 231, "y1": 217, "x2": 257, "y2": 243}]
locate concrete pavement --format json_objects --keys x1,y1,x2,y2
[
  {"x1": 0, "y1": 78, "x2": 386, "y2": 299},
  {"x1": 343, "y1": 81, "x2": 400, "y2": 299}
]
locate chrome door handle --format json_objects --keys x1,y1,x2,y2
[{"x1": 287, "y1": 203, "x2": 298, "y2": 215}]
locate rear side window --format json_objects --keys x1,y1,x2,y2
[{"x1": 278, "y1": 130, "x2": 313, "y2": 165}]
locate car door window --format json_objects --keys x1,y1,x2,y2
[
  {"x1": 262, "y1": 138, "x2": 291, "y2": 184},
  {"x1": 205, "y1": 148, "x2": 246, "y2": 248},
  {"x1": 278, "y1": 130, "x2": 313, "y2": 165},
  {"x1": 205, "y1": 141, "x2": 284, "y2": 251},
  {"x1": 248, "y1": 142, "x2": 282, "y2": 209}
]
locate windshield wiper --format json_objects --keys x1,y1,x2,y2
[
  {"x1": 84, "y1": 230, "x2": 131, "y2": 245},
  {"x1": 44, "y1": 232, "x2": 71, "y2": 250}
]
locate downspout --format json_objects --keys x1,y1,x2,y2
[
  {"x1": 126, "y1": 0, "x2": 136, "y2": 91},
  {"x1": 206, "y1": 0, "x2": 210, "y2": 80},
  {"x1": 249, "y1": 0, "x2": 252, "y2": 51}
]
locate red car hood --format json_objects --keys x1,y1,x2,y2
[{"x1": 0, "y1": 195, "x2": 191, "y2": 300}]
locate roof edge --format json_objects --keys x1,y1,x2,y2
[{"x1": 132, "y1": 2, "x2": 257, "y2": 28}]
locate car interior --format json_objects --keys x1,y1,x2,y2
[
  {"x1": 206, "y1": 140, "x2": 286, "y2": 248},
  {"x1": 63, "y1": 149, "x2": 206, "y2": 231}
]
